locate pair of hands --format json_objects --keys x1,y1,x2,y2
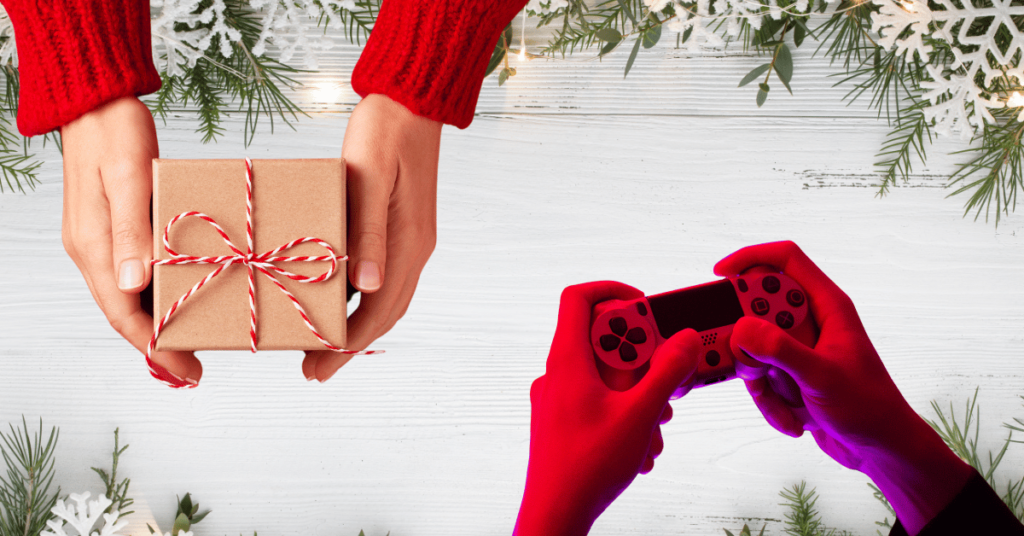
[
  {"x1": 60, "y1": 94, "x2": 440, "y2": 386},
  {"x1": 516, "y1": 242, "x2": 973, "y2": 536}
]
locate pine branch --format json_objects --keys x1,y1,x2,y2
[
  {"x1": 180, "y1": 61, "x2": 226, "y2": 143},
  {"x1": 90, "y1": 428, "x2": 134, "y2": 521},
  {"x1": 874, "y1": 97, "x2": 931, "y2": 195},
  {"x1": 0, "y1": 418, "x2": 60, "y2": 536},
  {"x1": 315, "y1": 0, "x2": 379, "y2": 46},
  {"x1": 946, "y1": 111, "x2": 1024, "y2": 226}
]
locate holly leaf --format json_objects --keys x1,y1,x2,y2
[
  {"x1": 739, "y1": 64, "x2": 771, "y2": 87},
  {"x1": 643, "y1": 23, "x2": 662, "y2": 49},
  {"x1": 624, "y1": 37, "x2": 643, "y2": 78}
]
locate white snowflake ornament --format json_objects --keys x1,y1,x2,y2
[
  {"x1": 871, "y1": 0, "x2": 934, "y2": 61},
  {"x1": 40, "y1": 492, "x2": 128, "y2": 536}
]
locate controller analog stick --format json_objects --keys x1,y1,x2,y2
[
  {"x1": 609, "y1": 317, "x2": 627, "y2": 336},
  {"x1": 776, "y1": 311, "x2": 795, "y2": 329},
  {"x1": 600, "y1": 334, "x2": 621, "y2": 352},
  {"x1": 625, "y1": 327, "x2": 647, "y2": 344},
  {"x1": 751, "y1": 298, "x2": 770, "y2": 316},
  {"x1": 619, "y1": 343, "x2": 638, "y2": 362},
  {"x1": 786, "y1": 289, "x2": 805, "y2": 307},
  {"x1": 762, "y1": 276, "x2": 781, "y2": 293}
]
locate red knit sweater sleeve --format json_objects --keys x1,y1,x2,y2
[
  {"x1": 0, "y1": 0, "x2": 161, "y2": 137},
  {"x1": 351, "y1": 0, "x2": 528, "y2": 129}
]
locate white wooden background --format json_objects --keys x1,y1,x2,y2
[{"x1": 1, "y1": 23, "x2": 1023, "y2": 536}]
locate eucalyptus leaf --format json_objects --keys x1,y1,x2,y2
[
  {"x1": 498, "y1": 67, "x2": 510, "y2": 86},
  {"x1": 192, "y1": 509, "x2": 211, "y2": 524},
  {"x1": 485, "y1": 48, "x2": 506, "y2": 77},
  {"x1": 739, "y1": 64, "x2": 771, "y2": 87},
  {"x1": 775, "y1": 43, "x2": 793, "y2": 86},
  {"x1": 596, "y1": 28, "x2": 623, "y2": 43},
  {"x1": 758, "y1": 82, "x2": 770, "y2": 92},
  {"x1": 643, "y1": 23, "x2": 662, "y2": 49},
  {"x1": 682, "y1": 26, "x2": 693, "y2": 44},
  {"x1": 179, "y1": 494, "x2": 192, "y2": 518},
  {"x1": 618, "y1": 0, "x2": 637, "y2": 25},
  {"x1": 757, "y1": 88, "x2": 768, "y2": 107},
  {"x1": 724, "y1": 530, "x2": 736, "y2": 536},
  {"x1": 600, "y1": 39, "x2": 619, "y2": 56},
  {"x1": 794, "y1": 23, "x2": 806, "y2": 47},
  {"x1": 624, "y1": 37, "x2": 643, "y2": 78}
]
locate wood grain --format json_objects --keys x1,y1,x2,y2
[{"x1": 1, "y1": 32, "x2": 1022, "y2": 536}]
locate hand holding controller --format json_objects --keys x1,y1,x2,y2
[{"x1": 590, "y1": 271, "x2": 817, "y2": 403}]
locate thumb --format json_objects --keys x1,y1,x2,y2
[
  {"x1": 345, "y1": 159, "x2": 392, "y2": 294},
  {"x1": 105, "y1": 160, "x2": 154, "y2": 293},
  {"x1": 730, "y1": 316, "x2": 822, "y2": 395},
  {"x1": 635, "y1": 329, "x2": 701, "y2": 411}
]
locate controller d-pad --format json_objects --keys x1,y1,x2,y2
[
  {"x1": 751, "y1": 298, "x2": 770, "y2": 316},
  {"x1": 786, "y1": 289, "x2": 805, "y2": 307},
  {"x1": 705, "y1": 350, "x2": 721, "y2": 367},
  {"x1": 776, "y1": 311, "x2": 795, "y2": 329},
  {"x1": 619, "y1": 342, "x2": 638, "y2": 362},
  {"x1": 762, "y1": 276, "x2": 781, "y2": 293},
  {"x1": 599, "y1": 334, "x2": 621, "y2": 352},
  {"x1": 636, "y1": 302, "x2": 648, "y2": 316},
  {"x1": 625, "y1": 327, "x2": 647, "y2": 344},
  {"x1": 737, "y1": 278, "x2": 748, "y2": 292},
  {"x1": 609, "y1": 317, "x2": 627, "y2": 336}
]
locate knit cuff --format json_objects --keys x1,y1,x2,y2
[
  {"x1": 351, "y1": 0, "x2": 527, "y2": 129},
  {"x1": 2, "y1": 0, "x2": 161, "y2": 137}
]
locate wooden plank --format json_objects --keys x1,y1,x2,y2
[{"x1": 0, "y1": 81, "x2": 1021, "y2": 536}]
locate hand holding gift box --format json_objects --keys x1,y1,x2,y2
[{"x1": 150, "y1": 158, "x2": 376, "y2": 388}]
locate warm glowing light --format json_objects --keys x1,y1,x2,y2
[
  {"x1": 518, "y1": 48, "x2": 527, "y2": 61},
  {"x1": 309, "y1": 81, "x2": 344, "y2": 103},
  {"x1": 897, "y1": 0, "x2": 917, "y2": 12},
  {"x1": 1008, "y1": 91, "x2": 1024, "y2": 108}
]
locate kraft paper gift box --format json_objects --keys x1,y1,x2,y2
[{"x1": 152, "y1": 158, "x2": 346, "y2": 351}]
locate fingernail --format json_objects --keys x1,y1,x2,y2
[
  {"x1": 184, "y1": 377, "x2": 199, "y2": 387},
  {"x1": 355, "y1": 261, "x2": 381, "y2": 291},
  {"x1": 118, "y1": 259, "x2": 144, "y2": 290}
]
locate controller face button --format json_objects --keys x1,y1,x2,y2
[
  {"x1": 762, "y1": 275, "x2": 781, "y2": 294},
  {"x1": 619, "y1": 342, "x2": 638, "y2": 362},
  {"x1": 625, "y1": 327, "x2": 647, "y2": 344},
  {"x1": 776, "y1": 311, "x2": 795, "y2": 329},
  {"x1": 609, "y1": 317, "x2": 628, "y2": 336},
  {"x1": 599, "y1": 334, "x2": 621, "y2": 352},
  {"x1": 737, "y1": 278, "x2": 748, "y2": 292},
  {"x1": 751, "y1": 298, "x2": 770, "y2": 316},
  {"x1": 636, "y1": 302, "x2": 648, "y2": 316},
  {"x1": 705, "y1": 350, "x2": 721, "y2": 367},
  {"x1": 786, "y1": 289, "x2": 805, "y2": 307}
]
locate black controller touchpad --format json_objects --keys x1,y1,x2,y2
[{"x1": 647, "y1": 280, "x2": 745, "y2": 338}]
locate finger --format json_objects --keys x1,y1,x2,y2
[
  {"x1": 731, "y1": 316, "x2": 825, "y2": 396},
  {"x1": 712, "y1": 241, "x2": 855, "y2": 329},
  {"x1": 634, "y1": 329, "x2": 701, "y2": 412},
  {"x1": 101, "y1": 158, "x2": 154, "y2": 293},
  {"x1": 548, "y1": 281, "x2": 644, "y2": 373},
  {"x1": 649, "y1": 425, "x2": 665, "y2": 458},
  {"x1": 639, "y1": 456, "x2": 655, "y2": 475},
  {"x1": 301, "y1": 352, "x2": 321, "y2": 381},
  {"x1": 744, "y1": 377, "x2": 804, "y2": 437},
  {"x1": 659, "y1": 403, "x2": 673, "y2": 424},
  {"x1": 344, "y1": 148, "x2": 395, "y2": 294}
]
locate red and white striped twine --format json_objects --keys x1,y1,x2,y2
[{"x1": 147, "y1": 158, "x2": 380, "y2": 388}]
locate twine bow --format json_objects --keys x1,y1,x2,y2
[{"x1": 147, "y1": 158, "x2": 378, "y2": 388}]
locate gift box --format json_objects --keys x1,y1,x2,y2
[{"x1": 152, "y1": 158, "x2": 346, "y2": 351}]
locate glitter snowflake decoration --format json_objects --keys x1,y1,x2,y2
[
  {"x1": 40, "y1": 492, "x2": 191, "y2": 536},
  {"x1": 872, "y1": 0, "x2": 1024, "y2": 138}
]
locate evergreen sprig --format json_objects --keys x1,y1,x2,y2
[
  {"x1": 526, "y1": 0, "x2": 1024, "y2": 224},
  {"x1": 0, "y1": 418, "x2": 60, "y2": 536},
  {"x1": 90, "y1": 428, "x2": 133, "y2": 522}
]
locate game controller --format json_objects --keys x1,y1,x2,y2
[{"x1": 590, "y1": 271, "x2": 817, "y2": 403}]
